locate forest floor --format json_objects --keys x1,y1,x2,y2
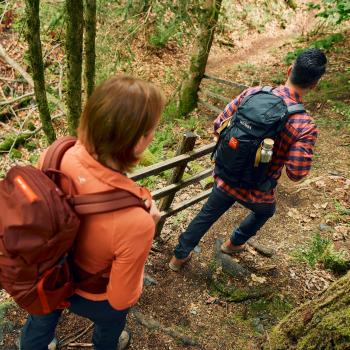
[{"x1": 0, "y1": 1, "x2": 350, "y2": 350}]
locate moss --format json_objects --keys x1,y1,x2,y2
[
  {"x1": 0, "y1": 300, "x2": 15, "y2": 343},
  {"x1": 0, "y1": 133, "x2": 32, "y2": 152},
  {"x1": 209, "y1": 265, "x2": 272, "y2": 302},
  {"x1": 249, "y1": 295, "x2": 294, "y2": 320},
  {"x1": 267, "y1": 272, "x2": 350, "y2": 349},
  {"x1": 139, "y1": 148, "x2": 158, "y2": 166},
  {"x1": 9, "y1": 149, "x2": 22, "y2": 159}
]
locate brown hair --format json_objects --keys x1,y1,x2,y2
[{"x1": 78, "y1": 76, "x2": 165, "y2": 172}]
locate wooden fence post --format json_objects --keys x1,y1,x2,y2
[{"x1": 155, "y1": 131, "x2": 197, "y2": 237}]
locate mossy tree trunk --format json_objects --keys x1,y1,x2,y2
[
  {"x1": 65, "y1": 0, "x2": 84, "y2": 135},
  {"x1": 84, "y1": 0, "x2": 96, "y2": 98},
  {"x1": 177, "y1": 0, "x2": 222, "y2": 117},
  {"x1": 25, "y1": 0, "x2": 56, "y2": 144},
  {"x1": 266, "y1": 271, "x2": 350, "y2": 350}
]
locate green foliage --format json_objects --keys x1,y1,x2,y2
[
  {"x1": 271, "y1": 72, "x2": 286, "y2": 85},
  {"x1": 146, "y1": 2, "x2": 195, "y2": 48},
  {"x1": 40, "y1": 1, "x2": 66, "y2": 37},
  {"x1": 308, "y1": 0, "x2": 350, "y2": 24},
  {"x1": 163, "y1": 101, "x2": 178, "y2": 120},
  {"x1": 27, "y1": 122, "x2": 36, "y2": 131},
  {"x1": 29, "y1": 153, "x2": 40, "y2": 165},
  {"x1": 9, "y1": 148, "x2": 22, "y2": 159},
  {"x1": 309, "y1": 33, "x2": 345, "y2": 50},
  {"x1": 292, "y1": 233, "x2": 349, "y2": 273},
  {"x1": 138, "y1": 175, "x2": 158, "y2": 190},
  {"x1": 175, "y1": 116, "x2": 199, "y2": 132},
  {"x1": 284, "y1": 48, "x2": 304, "y2": 65},
  {"x1": 24, "y1": 141, "x2": 37, "y2": 151},
  {"x1": 249, "y1": 295, "x2": 294, "y2": 320},
  {"x1": 334, "y1": 200, "x2": 350, "y2": 216},
  {"x1": 305, "y1": 71, "x2": 350, "y2": 108},
  {"x1": 284, "y1": 33, "x2": 345, "y2": 65},
  {"x1": 0, "y1": 301, "x2": 15, "y2": 344},
  {"x1": 149, "y1": 21, "x2": 179, "y2": 48},
  {"x1": 332, "y1": 102, "x2": 350, "y2": 131}
]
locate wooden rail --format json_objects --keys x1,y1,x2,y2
[
  {"x1": 198, "y1": 74, "x2": 247, "y2": 117},
  {"x1": 130, "y1": 135, "x2": 216, "y2": 237},
  {"x1": 203, "y1": 74, "x2": 248, "y2": 89},
  {"x1": 130, "y1": 143, "x2": 215, "y2": 181}
]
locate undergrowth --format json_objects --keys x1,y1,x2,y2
[
  {"x1": 284, "y1": 33, "x2": 345, "y2": 65},
  {"x1": 292, "y1": 232, "x2": 349, "y2": 273}
]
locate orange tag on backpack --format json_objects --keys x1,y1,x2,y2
[
  {"x1": 14, "y1": 176, "x2": 38, "y2": 203},
  {"x1": 228, "y1": 137, "x2": 239, "y2": 150}
]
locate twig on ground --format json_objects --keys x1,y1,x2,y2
[
  {"x1": 67, "y1": 343, "x2": 93, "y2": 348},
  {"x1": 43, "y1": 43, "x2": 61, "y2": 61},
  {"x1": 131, "y1": 309, "x2": 200, "y2": 346},
  {"x1": 0, "y1": 111, "x2": 64, "y2": 154},
  {"x1": 0, "y1": 0, "x2": 9, "y2": 26},
  {"x1": 0, "y1": 43, "x2": 66, "y2": 113},
  {"x1": 265, "y1": 330, "x2": 272, "y2": 350},
  {"x1": 0, "y1": 76, "x2": 25, "y2": 83},
  {"x1": 5, "y1": 106, "x2": 36, "y2": 158},
  {"x1": 58, "y1": 63, "x2": 63, "y2": 100},
  {"x1": 0, "y1": 92, "x2": 34, "y2": 106},
  {"x1": 60, "y1": 323, "x2": 94, "y2": 347}
]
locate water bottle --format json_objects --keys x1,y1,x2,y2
[{"x1": 260, "y1": 138, "x2": 274, "y2": 163}]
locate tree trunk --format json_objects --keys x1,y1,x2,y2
[
  {"x1": 266, "y1": 271, "x2": 350, "y2": 350},
  {"x1": 25, "y1": 0, "x2": 56, "y2": 144},
  {"x1": 84, "y1": 0, "x2": 96, "y2": 98},
  {"x1": 177, "y1": 0, "x2": 222, "y2": 117},
  {"x1": 65, "y1": 0, "x2": 84, "y2": 135}
]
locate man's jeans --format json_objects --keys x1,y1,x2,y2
[
  {"x1": 20, "y1": 294, "x2": 129, "y2": 350},
  {"x1": 174, "y1": 184, "x2": 276, "y2": 259}
]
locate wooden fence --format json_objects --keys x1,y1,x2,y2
[
  {"x1": 130, "y1": 74, "x2": 246, "y2": 236},
  {"x1": 130, "y1": 132, "x2": 215, "y2": 236}
]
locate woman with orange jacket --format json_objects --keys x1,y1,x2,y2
[{"x1": 20, "y1": 76, "x2": 165, "y2": 350}]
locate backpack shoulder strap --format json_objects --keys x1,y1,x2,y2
[
  {"x1": 42, "y1": 136, "x2": 77, "y2": 171},
  {"x1": 42, "y1": 137, "x2": 147, "y2": 214},
  {"x1": 286, "y1": 103, "x2": 305, "y2": 115},
  {"x1": 72, "y1": 188, "x2": 148, "y2": 215}
]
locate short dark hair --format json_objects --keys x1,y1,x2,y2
[{"x1": 290, "y1": 48, "x2": 327, "y2": 88}]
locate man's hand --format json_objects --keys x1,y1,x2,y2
[{"x1": 145, "y1": 199, "x2": 161, "y2": 225}]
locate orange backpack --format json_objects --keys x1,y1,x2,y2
[{"x1": 0, "y1": 136, "x2": 146, "y2": 314}]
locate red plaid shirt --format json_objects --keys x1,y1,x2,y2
[{"x1": 213, "y1": 85, "x2": 318, "y2": 203}]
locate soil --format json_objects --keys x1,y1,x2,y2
[{"x1": 0, "y1": 1, "x2": 349, "y2": 350}]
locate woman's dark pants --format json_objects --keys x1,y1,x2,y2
[{"x1": 20, "y1": 294, "x2": 129, "y2": 350}]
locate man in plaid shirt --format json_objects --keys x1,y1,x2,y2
[{"x1": 169, "y1": 48, "x2": 327, "y2": 271}]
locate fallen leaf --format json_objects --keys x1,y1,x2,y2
[
  {"x1": 205, "y1": 296, "x2": 218, "y2": 304},
  {"x1": 251, "y1": 274, "x2": 267, "y2": 284}
]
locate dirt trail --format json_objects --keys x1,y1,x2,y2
[{"x1": 206, "y1": 8, "x2": 317, "y2": 75}]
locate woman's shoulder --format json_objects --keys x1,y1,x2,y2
[{"x1": 112, "y1": 205, "x2": 155, "y2": 234}]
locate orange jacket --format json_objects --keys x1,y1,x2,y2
[{"x1": 41, "y1": 141, "x2": 155, "y2": 310}]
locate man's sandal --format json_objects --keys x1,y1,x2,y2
[
  {"x1": 220, "y1": 240, "x2": 246, "y2": 255},
  {"x1": 168, "y1": 252, "x2": 193, "y2": 272}
]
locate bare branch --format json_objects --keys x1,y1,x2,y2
[
  {"x1": 0, "y1": 92, "x2": 34, "y2": 107},
  {"x1": 0, "y1": 43, "x2": 66, "y2": 113}
]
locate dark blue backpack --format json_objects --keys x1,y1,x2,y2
[{"x1": 213, "y1": 87, "x2": 305, "y2": 191}]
